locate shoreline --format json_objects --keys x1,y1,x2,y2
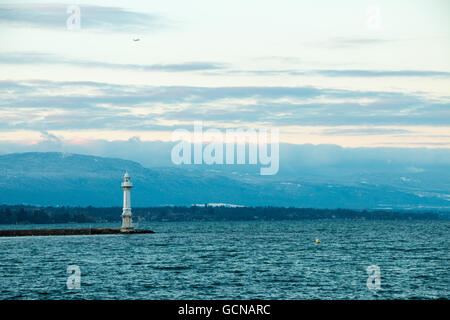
[{"x1": 0, "y1": 228, "x2": 155, "y2": 237}]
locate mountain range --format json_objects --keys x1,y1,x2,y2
[{"x1": 0, "y1": 151, "x2": 449, "y2": 211}]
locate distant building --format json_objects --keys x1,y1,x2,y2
[{"x1": 120, "y1": 171, "x2": 134, "y2": 232}]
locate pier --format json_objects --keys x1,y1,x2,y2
[{"x1": 0, "y1": 228, "x2": 154, "y2": 237}]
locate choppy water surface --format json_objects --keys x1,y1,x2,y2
[{"x1": 0, "y1": 220, "x2": 449, "y2": 299}]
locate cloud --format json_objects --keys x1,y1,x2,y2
[
  {"x1": 0, "y1": 80, "x2": 449, "y2": 131},
  {"x1": 0, "y1": 3, "x2": 163, "y2": 32},
  {"x1": 228, "y1": 69, "x2": 450, "y2": 78},
  {"x1": 40, "y1": 130, "x2": 61, "y2": 142},
  {"x1": 325, "y1": 37, "x2": 396, "y2": 48},
  {"x1": 38, "y1": 130, "x2": 63, "y2": 147},
  {"x1": 0, "y1": 52, "x2": 225, "y2": 72},
  {"x1": 2, "y1": 52, "x2": 449, "y2": 78},
  {"x1": 320, "y1": 128, "x2": 411, "y2": 136},
  {"x1": 1, "y1": 139, "x2": 449, "y2": 172},
  {"x1": 315, "y1": 70, "x2": 450, "y2": 78}
]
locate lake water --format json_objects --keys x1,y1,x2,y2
[{"x1": 0, "y1": 220, "x2": 449, "y2": 299}]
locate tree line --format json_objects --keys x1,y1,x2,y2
[{"x1": 0, "y1": 204, "x2": 441, "y2": 225}]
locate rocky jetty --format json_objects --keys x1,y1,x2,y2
[{"x1": 0, "y1": 228, "x2": 154, "y2": 237}]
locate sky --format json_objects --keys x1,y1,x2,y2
[{"x1": 0, "y1": 0, "x2": 449, "y2": 151}]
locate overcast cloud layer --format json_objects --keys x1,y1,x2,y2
[
  {"x1": 0, "y1": 0, "x2": 449, "y2": 150},
  {"x1": 0, "y1": 80, "x2": 449, "y2": 133}
]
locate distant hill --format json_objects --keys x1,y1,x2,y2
[{"x1": 0, "y1": 152, "x2": 449, "y2": 210}]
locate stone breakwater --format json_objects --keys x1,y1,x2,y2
[{"x1": 0, "y1": 228, "x2": 155, "y2": 237}]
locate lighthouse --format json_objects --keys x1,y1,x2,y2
[{"x1": 120, "y1": 171, "x2": 134, "y2": 232}]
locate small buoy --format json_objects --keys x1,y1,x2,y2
[{"x1": 315, "y1": 239, "x2": 320, "y2": 243}]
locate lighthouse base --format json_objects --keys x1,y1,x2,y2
[{"x1": 121, "y1": 213, "x2": 134, "y2": 232}]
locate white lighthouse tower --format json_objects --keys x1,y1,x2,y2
[{"x1": 120, "y1": 171, "x2": 134, "y2": 232}]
